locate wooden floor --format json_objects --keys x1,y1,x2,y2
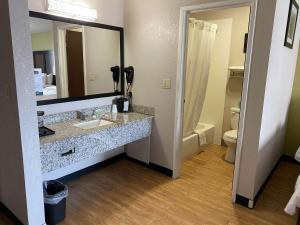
[{"x1": 1, "y1": 145, "x2": 300, "y2": 225}]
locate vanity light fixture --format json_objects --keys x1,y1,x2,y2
[{"x1": 46, "y1": 0, "x2": 98, "y2": 21}]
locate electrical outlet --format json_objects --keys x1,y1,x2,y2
[{"x1": 162, "y1": 79, "x2": 171, "y2": 89}]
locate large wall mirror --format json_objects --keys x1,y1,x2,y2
[{"x1": 29, "y1": 11, "x2": 124, "y2": 106}]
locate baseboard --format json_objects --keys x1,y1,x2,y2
[
  {"x1": 0, "y1": 202, "x2": 23, "y2": 225},
  {"x1": 281, "y1": 155, "x2": 300, "y2": 165},
  {"x1": 149, "y1": 162, "x2": 173, "y2": 177},
  {"x1": 235, "y1": 195, "x2": 254, "y2": 209},
  {"x1": 126, "y1": 156, "x2": 173, "y2": 177}
]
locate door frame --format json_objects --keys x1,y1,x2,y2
[{"x1": 173, "y1": 0, "x2": 258, "y2": 202}]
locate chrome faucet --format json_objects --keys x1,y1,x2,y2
[{"x1": 76, "y1": 111, "x2": 86, "y2": 121}]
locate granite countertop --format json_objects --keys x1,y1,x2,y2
[{"x1": 40, "y1": 112, "x2": 154, "y2": 145}]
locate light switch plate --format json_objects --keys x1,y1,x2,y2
[
  {"x1": 89, "y1": 75, "x2": 96, "y2": 81},
  {"x1": 162, "y1": 79, "x2": 171, "y2": 89}
]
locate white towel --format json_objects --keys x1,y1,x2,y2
[
  {"x1": 285, "y1": 175, "x2": 300, "y2": 215},
  {"x1": 194, "y1": 130, "x2": 207, "y2": 146},
  {"x1": 295, "y1": 147, "x2": 300, "y2": 163}
]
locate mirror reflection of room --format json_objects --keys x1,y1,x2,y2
[{"x1": 30, "y1": 17, "x2": 121, "y2": 102}]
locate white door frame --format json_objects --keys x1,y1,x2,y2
[{"x1": 172, "y1": 0, "x2": 258, "y2": 202}]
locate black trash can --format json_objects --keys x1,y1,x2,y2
[{"x1": 43, "y1": 180, "x2": 68, "y2": 225}]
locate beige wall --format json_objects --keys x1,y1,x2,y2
[
  {"x1": 31, "y1": 32, "x2": 54, "y2": 51},
  {"x1": 284, "y1": 44, "x2": 300, "y2": 157}
]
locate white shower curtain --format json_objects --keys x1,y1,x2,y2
[
  {"x1": 57, "y1": 29, "x2": 69, "y2": 98},
  {"x1": 183, "y1": 19, "x2": 217, "y2": 138}
]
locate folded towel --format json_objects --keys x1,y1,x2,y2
[
  {"x1": 295, "y1": 147, "x2": 300, "y2": 163},
  {"x1": 194, "y1": 130, "x2": 207, "y2": 146},
  {"x1": 285, "y1": 175, "x2": 300, "y2": 215}
]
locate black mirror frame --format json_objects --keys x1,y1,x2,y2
[{"x1": 29, "y1": 11, "x2": 125, "y2": 106}]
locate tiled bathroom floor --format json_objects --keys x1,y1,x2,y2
[{"x1": 0, "y1": 145, "x2": 299, "y2": 225}]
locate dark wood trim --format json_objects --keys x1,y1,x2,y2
[
  {"x1": 0, "y1": 202, "x2": 24, "y2": 225},
  {"x1": 126, "y1": 156, "x2": 173, "y2": 177},
  {"x1": 281, "y1": 155, "x2": 300, "y2": 165},
  {"x1": 29, "y1": 11, "x2": 125, "y2": 106},
  {"x1": 149, "y1": 162, "x2": 173, "y2": 177},
  {"x1": 120, "y1": 29, "x2": 125, "y2": 95},
  {"x1": 284, "y1": 0, "x2": 299, "y2": 49},
  {"x1": 235, "y1": 195, "x2": 251, "y2": 208},
  {"x1": 37, "y1": 92, "x2": 121, "y2": 106}
]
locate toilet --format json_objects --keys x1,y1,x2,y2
[{"x1": 223, "y1": 107, "x2": 240, "y2": 163}]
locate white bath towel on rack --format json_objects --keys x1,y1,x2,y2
[
  {"x1": 194, "y1": 130, "x2": 207, "y2": 146},
  {"x1": 285, "y1": 175, "x2": 300, "y2": 215}
]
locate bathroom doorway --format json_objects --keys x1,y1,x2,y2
[
  {"x1": 173, "y1": 0, "x2": 257, "y2": 202},
  {"x1": 66, "y1": 30, "x2": 85, "y2": 97}
]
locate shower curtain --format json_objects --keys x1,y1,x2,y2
[
  {"x1": 57, "y1": 28, "x2": 69, "y2": 98},
  {"x1": 183, "y1": 19, "x2": 217, "y2": 138}
]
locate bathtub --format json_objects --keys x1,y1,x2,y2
[{"x1": 182, "y1": 122, "x2": 215, "y2": 160}]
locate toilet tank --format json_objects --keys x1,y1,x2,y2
[{"x1": 231, "y1": 107, "x2": 240, "y2": 130}]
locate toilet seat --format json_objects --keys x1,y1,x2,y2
[{"x1": 223, "y1": 130, "x2": 238, "y2": 143}]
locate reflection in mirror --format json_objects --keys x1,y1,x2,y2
[{"x1": 29, "y1": 17, "x2": 121, "y2": 102}]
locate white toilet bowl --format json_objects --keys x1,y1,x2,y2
[{"x1": 223, "y1": 130, "x2": 238, "y2": 163}]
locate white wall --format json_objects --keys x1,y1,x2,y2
[
  {"x1": 0, "y1": 0, "x2": 45, "y2": 224},
  {"x1": 255, "y1": 0, "x2": 300, "y2": 196},
  {"x1": 236, "y1": 0, "x2": 300, "y2": 200},
  {"x1": 199, "y1": 19, "x2": 232, "y2": 145}
]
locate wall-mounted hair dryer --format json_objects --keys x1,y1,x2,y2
[
  {"x1": 111, "y1": 66, "x2": 120, "y2": 92},
  {"x1": 124, "y1": 66, "x2": 135, "y2": 111},
  {"x1": 124, "y1": 66, "x2": 134, "y2": 96}
]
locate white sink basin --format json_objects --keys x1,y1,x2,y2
[{"x1": 73, "y1": 119, "x2": 114, "y2": 130}]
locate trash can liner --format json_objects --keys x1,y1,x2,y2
[{"x1": 43, "y1": 180, "x2": 68, "y2": 205}]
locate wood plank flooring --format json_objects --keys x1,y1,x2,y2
[{"x1": 1, "y1": 145, "x2": 299, "y2": 225}]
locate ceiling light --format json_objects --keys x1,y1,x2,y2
[{"x1": 46, "y1": 0, "x2": 98, "y2": 21}]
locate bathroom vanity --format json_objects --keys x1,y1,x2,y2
[
  {"x1": 39, "y1": 105, "x2": 154, "y2": 178},
  {"x1": 29, "y1": 11, "x2": 155, "y2": 180}
]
